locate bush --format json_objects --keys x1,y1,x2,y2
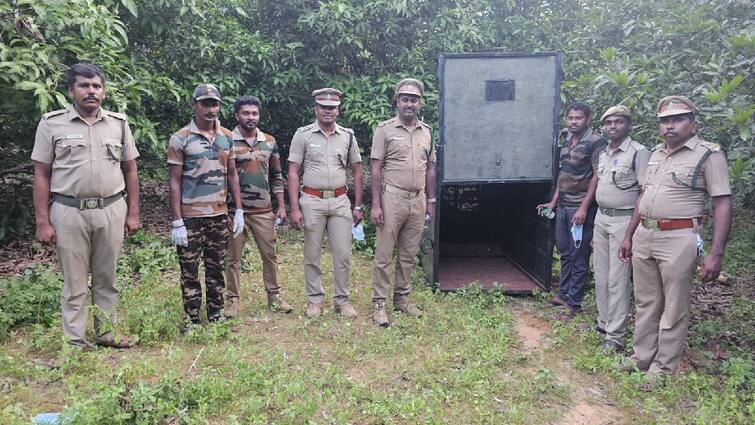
[{"x1": 0, "y1": 266, "x2": 62, "y2": 339}]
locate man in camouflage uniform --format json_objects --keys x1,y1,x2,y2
[
  {"x1": 32, "y1": 63, "x2": 140, "y2": 349},
  {"x1": 593, "y1": 105, "x2": 650, "y2": 352},
  {"x1": 619, "y1": 96, "x2": 732, "y2": 379},
  {"x1": 369, "y1": 78, "x2": 436, "y2": 326},
  {"x1": 225, "y1": 95, "x2": 292, "y2": 317},
  {"x1": 537, "y1": 102, "x2": 607, "y2": 315},
  {"x1": 168, "y1": 84, "x2": 244, "y2": 329},
  {"x1": 288, "y1": 88, "x2": 364, "y2": 318}
]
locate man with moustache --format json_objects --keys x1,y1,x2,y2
[
  {"x1": 369, "y1": 78, "x2": 436, "y2": 326},
  {"x1": 168, "y1": 84, "x2": 244, "y2": 331},
  {"x1": 593, "y1": 105, "x2": 650, "y2": 352},
  {"x1": 224, "y1": 95, "x2": 292, "y2": 317},
  {"x1": 288, "y1": 88, "x2": 364, "y2": 318},
  {"x1": 537, "y1": 102, "x2": 607, "y2": 316},
  {"x1": 32, "y1": 63, "x2": 140, "y2": 349},
  {"x1": 619, "y1": 96, "x2": 732, "y2": 380}
]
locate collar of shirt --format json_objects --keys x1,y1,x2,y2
[
  {"x1": 561, "y1": 127, "x2": 595, "y2": 145},
  {"x1": 393, "y1": 115, "x2": 421, "y2": 132},
  {"x1": 661, "y1": 134, "x2": 701, "y2": 154},
  {"x1": 232, "y1": 126, "x2": 266, "y2": 148},
  {"x1": 67, "y1": 104, "x2": 104, "y2": 123},
  {"x1": 312, "y1": 121, "x2": 344, "y2": 136},
  {"x1": 610, "y1": 136, "x2": 632, "y2": 153},
  {"x1": 189, "y1": 116, "x2": 222, "y2": 138}
]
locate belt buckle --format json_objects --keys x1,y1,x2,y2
[
  {"x1": 644, "y1": 219, "x2": 659, "y2": 229},
  {"x1": 322, "y1": 190, "x2": 335, "y2": 199}
]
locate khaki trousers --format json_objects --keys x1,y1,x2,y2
[
  {"x1": 593, "y1": 210, "x2": 632, "y2": 346},
  {"x1": 50, "y1": 197, "x2": 127, "y2": 346},
  {"x1": 300, "y1": 193, "x2": 352, "y2": 304},
  {"x1": 225, "y1": 212, "x2": 280, "y2": 299},
  {"x1": 371, "y1": 190, "x2": 425, "y2": 302},
  {"x1": 631, "y1": 224, "x2": 699, "y2": 375}
]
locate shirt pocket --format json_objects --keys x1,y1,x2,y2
[
  {"x1": 102, "y1": 138, "x2": 122, "y2": 162},
  {"x1": 54, "y1": 137, "x2": 87, "y2": 166},
  {"x1": 610, "y1": 164, "x2": 637, "y2": 189},
  {"x1": 666, "y1": 164, "x2": 698, "y2": 189},
  {"x1": 306, "y1": 143, "x2": 325, "y2": 164}
]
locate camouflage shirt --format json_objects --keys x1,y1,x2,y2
[
  {"x1": 228, "y1": 126, "x2": 284, "y2": 214},
  {"x1": 557, "y1": 128, "x2": 607, "y2": 206},
  {"x1": 167, "y1": 118, "x2": 236, "y2": 218}
]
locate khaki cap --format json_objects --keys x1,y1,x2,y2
[
  {"x1": 395, "y1": 78, "x2": 424, "y2": 97},
  {"x1": 657, "y1": 95, "x2": 696, "y2": 118},
  {"x1": 312, "y1": 88, "x2": 342, "y2": 106},
  {"x1": 600, "y1": 105, "x2": 631, "y2": 123},
  {"x1": 193, "y1": 84, "x2": 221, "y2": 101}
]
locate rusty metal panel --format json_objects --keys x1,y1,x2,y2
[{"x1": 439, "y1": 52, "x2": 561, "y2": 183}]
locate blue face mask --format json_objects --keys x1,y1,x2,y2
[{"x1": 571, "y1": 223, "x2": 583, "y2": 248}]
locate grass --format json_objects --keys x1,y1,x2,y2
[{"x1": 0, "y1": 223, "x2": 753, "y2": 424}]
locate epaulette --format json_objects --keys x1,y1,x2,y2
[
  {"x1": 42, "y1": 109, "x2": 67, "y2": 120},
  {"x1": 419, "y1": 120, "x2": 432, "y2": 130},
  {"x1": 103, "y1": 110, "x2": 127, "y2": 121},
  {"x1": 295, "y1": 123, "x2": 315, "y2": 134},
  {"x1": 629, "y1": 140, "x2": 646, "y2": 151},
  {"x1": 337, "y1": 125, "x2": 354, "y2": 134},
  {"x1": 652, "y1": 143, "x2": 664, "y2": 152},
  {"x1": 376, "y1": 118, "x2": 394, "y2": 128},
  {"x1": 699, "y1": 140, "x2": 721, "y2": 153}
]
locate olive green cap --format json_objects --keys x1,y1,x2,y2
[
  {"x1": 600, "y1": 105, "x2": 631, "y2": 123},
  {"x1": 395, "y1": 78, "x2": 424, "y2": 97},
  {"x1": 193, "y1": 83, "x2": 221, "y2": 101}
]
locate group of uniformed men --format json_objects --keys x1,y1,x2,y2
[
  {"x1": 32, "y1": 63, "x2": 434, "y2": 349},
  {"x1": 539, "y1": 99, "x2": 732, "y2": 382},
  {"x1": 33, "y1": 63, "x2": 731, "y2": 383}
]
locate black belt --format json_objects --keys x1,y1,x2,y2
[{"x1": 53, "y1": 192, "x2": 124, "y2": 210}]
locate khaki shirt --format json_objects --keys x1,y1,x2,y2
[
  {"x1": 639, "y1": 135, "x2": 731, "y2": 219},
  {"x1": 288, "y1": 121, "x2": 361, "y2": 190},
  {"x1": 31, "y1": 105, "x2": 139, "y2": 198},
  {"x1": 595, "y1": 136, "x2": 650, "y2": 209},
  {"x1": 370, "y1": 116, "x2": 435, "y2": 192}
]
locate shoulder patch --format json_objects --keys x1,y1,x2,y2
[
  {"x1": 295, "y1": 124, "x2": 314, "y2": 134},
  {"x1": 699, "y1": 140, "x2": 721, "y2": 152},
  {"x1": 42, "y1": 109, "x2": 67, "y2": 120},
  {"x1": 104, "y1": 110, "x2": 127, "y2": 121}
]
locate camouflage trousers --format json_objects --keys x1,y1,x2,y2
[{"x1": 177, "y1": 215, "x2": 230, "y2": 322}]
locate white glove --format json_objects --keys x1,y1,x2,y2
[
  {"x1": 171, "y1": 219, "x2": 188, "y2": 247},
  {"x1": 232, "y1": 209, "x2": 244, "y2": 237}
]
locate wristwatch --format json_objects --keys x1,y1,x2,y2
[
  {"x1": 354, "y1": 205, "x2": 363, "y2": 211},
  {"x1": 427, "y1": 198, "x2": 436, "y2": 203}
]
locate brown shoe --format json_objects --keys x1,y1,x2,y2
[
  {"x1": 372, "y1": 301, "x2": 389, "y2": 327},
  {"x1": 548, "y1": 296, "x2": 568, "y2": 307},
  {"x1": 268, "y1": 293, "x2": 293, "y2": 313},
  {"x1": 334, "y1": 302, "x2": 358, "y2": 318},
  {"x1": 225, "y1": 297, "x2": 239, "y2": 319},
  {"x1": 305, "y1": 302, "x2": 323, "y2": 318},
  {"x1": 394, "y1": 298, "x2": 422, "y2": 317}
]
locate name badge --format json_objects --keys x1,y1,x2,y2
[
  {"x1": 65, "y1": 134, "x2": 84, "y2": 139},
  {"x1": 310, "y1": 143, "x2": 322, "y2": 148},
  {"x1": 647, "y1": 161, "x2": 659, "y2": 165}
]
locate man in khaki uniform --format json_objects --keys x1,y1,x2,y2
[
  {"x1": 593, "y1": 105, "x2": 650, "y2": 352},
  {"x1": 32, "y1": 63, "x2": 140, "y2": 349},
  {"x1": 369, "y1": 78, "x2": 436, "y2": 326},
  {"x1": 619, "y1": 96, "x2": 732, "y2": 379},
  {"x1": 288, "y1": 88, "x2": 364, "y2": 318},
  {"x1": 225, "y1": 95, "x2": 292, "y2": 317}
]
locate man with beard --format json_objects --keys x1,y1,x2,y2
[
  {"x1": 32, "y1": 63, "x2": 140, "y2": 349},
  {"x1": 224, "y1": 95, "x2": 292, "y2": 317},
  {"x1": 619, "y1": 96, "x2": 732, "y2": 381},
  {"x1": 537, "y1": 102, "x2": 607, "y2": 316},
  {"x1": 288, "y1": 88, "x2": 364, "y2": 318},
  {"x1": 168, "y1": 84, "x2": 244, "y2": 331},
  {"x1": 369, "y1": 78, "x2": 436, "y2": 326},
  {"x1": 593, "y1": 105, "x2": 650, "y2": 352}
]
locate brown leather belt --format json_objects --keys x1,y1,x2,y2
[
  {"x1": 641, "y1": 217, "x2": 695, "y2": 231},
  {"x1": 302, "y1": 186, "x2": 347, "y2": 199}
]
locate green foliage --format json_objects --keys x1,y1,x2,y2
[{"x1": 0, "y1": 266, "x2": 62, "y2": 339}]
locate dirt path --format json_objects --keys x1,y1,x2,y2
[{"x1": 514, "y1": 308, "x2": 626, "y2": 425}]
